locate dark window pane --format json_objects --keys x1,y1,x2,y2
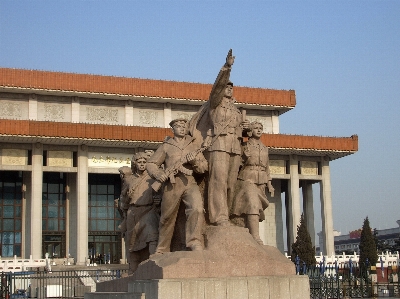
[
  {"x1": 15, "y1": 206, "x2": 21, "y2": 217},
  {"x1": 108, "y1": 185, "x2": 114, "y2": 193},
  {"x1": 48, "y1": 183, "x2": 59, "y2": 193},
  {"x1": 3, "y1": 220, "x2": 14, "y2": 230},
  {"x1": 60, "y1": 206, "x2": 65, "y2": 218},
  {"x1": 15, "y1": 232, "x2": 21, "y2": 243},
  {"x1": 2, "y1": 245, "x2": 13, "y2": 257},
  {"x1": 91, "y1": 185, "x2": 96, "y2": 193},
  {"x1": 14, "y1": 244, "x2": 21, "y2": 257},
  {"x1": 3, "y1": 193, "x2": 14, "y2": 202},
  {"x1": 60, "y1": 220, "x2": 65, "y2": 231},
  {"x1": 98, "y1": 195, "x2": 107, "y2": 206},
  {"x1": 107, "y1": 220, "x2": 114, "y2": 231},
  {"x1": 97, "y1": 208, "x2": 107, "y2": 218},
  {"x1": 3, "y1": 206, "x2": 14, "y2": 218},
  {"x1": 48, "y1": 194, "x2": 59, "y2": 205},
  {"x1": 48, "y1": 206, "x2": 58, "y2": 218},
  {"x1": 2, "y1": 232, "x2": 14, "y2": 244},
  {"x1": 15, "y1": 220, "x2": 21, "y2": 231},
  {"x1": 48, "y1": 219, "x2": 58, "y2": 231},
  {"x1": 97, "y1": 221, "x2": 107, "y2": 231},
  {"x1": 90, "y1": 220, "x2": 96, "y2": 231},
  {"x1": 108, "y1": 195, "x2": 115, "y2": 205},
  {"x1": 90, "y1": 207, "x2": 97, "y2": 218},
  {"x1": 97, "y1": 185, "x2": 107, "y2": 194}
]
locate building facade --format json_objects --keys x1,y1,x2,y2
[
  {"x1": 326, "y1": 220, "x2": 400, "y2": 254},
  {"x1": 0, "y1": 68, "x2": 358, "y2": 265}
]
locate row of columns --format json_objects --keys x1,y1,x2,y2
[
  {"x1": 284, "y1": 155, "x2": 334, "y2": 255},
  {"x1": 24, "y1": 142, "x2": 334, "y2": 261},
  {"x1": 25, "y1": 143, "x2": 89, "y2": 265}
]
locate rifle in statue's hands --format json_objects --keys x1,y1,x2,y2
[{"x1": 151, "y1": 131, "x2": 212, "y2": 192}]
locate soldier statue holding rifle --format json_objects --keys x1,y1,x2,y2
[{"x1": 146, "y1": 118, "x2": 209, "y2": 253}]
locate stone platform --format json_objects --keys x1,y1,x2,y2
[{"x1": 90, "y1": 226, "x2": 310, "y2": 299}]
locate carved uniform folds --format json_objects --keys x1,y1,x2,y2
[
  {"x1": 146, "y1": 135, "x2": 208, "y2": 253},
  {"x1": 231, "y1": 138, "x2": 271, "y2": 220},
  {"x1": 120, "y1": 170, "x2": 159, "y2": 273}
]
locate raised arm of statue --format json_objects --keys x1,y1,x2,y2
[{"x1": 209, "y1": 49, "x2": 235, "y2": 109}]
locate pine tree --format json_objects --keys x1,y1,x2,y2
[
  {"x1": 359, "y1": 216, "x2": 378, "y2": 266},
  {"x1": 291, "y1": 213, "x2": 316, "y2": 266}
]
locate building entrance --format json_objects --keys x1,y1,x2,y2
[
  {"x1": 88, "y1": 235, "x2": 121, "y2": 264},
  {"x1": 42, "y1": 234, "x2": 66, "y2": 258}
]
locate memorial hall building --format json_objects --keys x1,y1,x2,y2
[{"x1": 0, "y1": 68, "x2": 358, "y2": 265}]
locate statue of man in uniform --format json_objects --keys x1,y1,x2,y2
[
  {"x1": 147, "y1": 118, "x2": 208, "y2": 253},
  {"x1": 189, "y1": 49, "x2": 250, "y2": 226}
]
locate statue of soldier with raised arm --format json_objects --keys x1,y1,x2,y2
[{"x1": 189, "y1": 49, "x2": 250, "y2": 226}]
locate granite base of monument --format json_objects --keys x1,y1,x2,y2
[{"x1": 89, "y1": 226, "x2": 309, "y2": 299}]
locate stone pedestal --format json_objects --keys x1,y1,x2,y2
[
  {"x1": 128, "y1": 275, "x2": 308, "y2": 299},
  {"x1": 90, "y1": 226, "x2": 310, "y2": 299}
]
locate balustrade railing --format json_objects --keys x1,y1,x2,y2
[{"x1": 0, "y1": 269, "x2": 128, "y2": 299}]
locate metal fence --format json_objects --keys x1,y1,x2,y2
[
  {"x1": 0, "y1": 269, "x2": 128, "y2": 299},
  {"x1": 296, "y1": 262, "x2": 400, "y2": 298}
]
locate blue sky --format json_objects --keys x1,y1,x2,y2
[{"x1": 1, "y1": 1, "x2": 399, "y2": 237}]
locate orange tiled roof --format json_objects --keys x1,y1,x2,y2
[
  {"x1": 0, "y1": 119, "x2": 357, "y2": 153},
  {"x1": 0, "y1": 68, "x2": 296, "y2": 107}
]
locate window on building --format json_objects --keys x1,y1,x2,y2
[
  {"x1": 88, "y1": 174, "x2": 121, "y2": 232},
  {"x1": 42, "y1": 172, "x2": 66, "y2": 231},
  {"x1": 88, "y1": 174, "x2": 122, "y2": 264},
  {"x1": 42, "y1": 172, "x2": 66, "y2": 258},
  {"x1": 0, "y1": 171, "x2": 23, "y2": 257}
]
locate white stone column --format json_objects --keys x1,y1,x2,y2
[
  {"x1": 121, "y1": 238, "x2": 126, "y2": 264},
  {"x1": 30, "y1": 143, "x2": 43, "y2": 258},
  {"x1": 164, "y1": 103, "x2": 172, "y2": 128},
  {"x1": 302, "y1": 181, "x2": 316, "y2": 246},
  {"x1": 287, "y1": 155, "x2": 301, "y2": 254},
  {"x1": 75, "y1": 144, "x2": 89, "y2": 265},
  {"x1": 125, "y1": 100, "x2": 134, "y2": 126},
  {"x1": 320, "y1": 157, "x2": 334, "y2": 255},
  {"x1": 271, "y1": 110, "x2": 280, "y2": 134},
  {"x1": 29, "y1": 94, "x2": 38, "y2": 120},
  {"x1": 71, "y1": 97, "x2": 80, "y2": 123}
]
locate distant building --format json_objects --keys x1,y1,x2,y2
[
  {"x1": 318, "y1": 220, "x2": 400, "y2": 255},
  {"x1": 0, "y1": 68, "x2": 358, "y2": 264}
]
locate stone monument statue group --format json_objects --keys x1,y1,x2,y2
[{"x1": 117, "y1": 50, "x2": 278, "y2": 275}]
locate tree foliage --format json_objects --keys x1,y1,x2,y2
[
  {"x1": 392, "y1": 234, "x2": 400, "y2": 252},
  {"x1": 359, "y1": 216, "x2": 378, "y2": 266},
  {"x1": 374, "y1": 228, "x2": 392, "y2": 253},
  {"x1": 291, "y1": 213, "x2": 316, "y2": 266}
]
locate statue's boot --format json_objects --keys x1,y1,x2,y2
[{"x1": 247, "y1": 214, "x2": 264, "y2": 245}]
